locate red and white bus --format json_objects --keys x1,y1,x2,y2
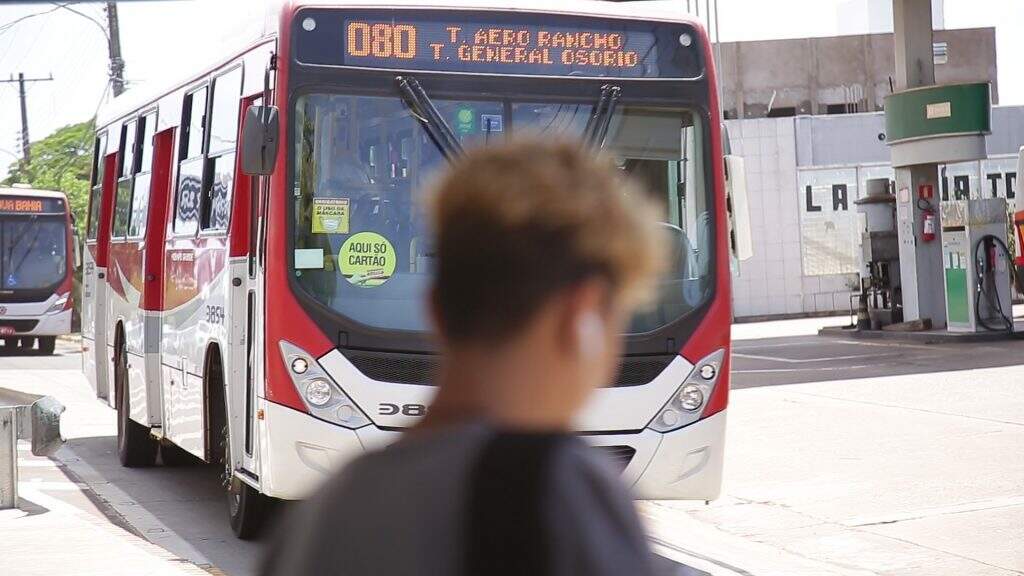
[
  {"x1": 0, "y1": 185, "x2": 76, "y2": 355},
  {"x1": 83, "y1": 0, "x2": 746, "y2": 537}
]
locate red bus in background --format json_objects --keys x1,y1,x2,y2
[
  {"x1": 82, "y1": 0, "x2": 749, "y2": 538},
  {"x1": 0, "y1": 185, "x2": 76, "y2": 355}
]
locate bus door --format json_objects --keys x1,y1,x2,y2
[
  {"x1": 109, "y1": 115, "x2": 158, "y2": 426},
  {"x1": 226, "y1": 95, "x2": 264, "y2": 482},
  {"x1": 83, "y1": 136, "x2": 117, "y2": 402},
  {"x1": 142, "y1": 126, "x2": 176, "y2": 432},
  {"x1": 162, "y1": 68, "x2": 243, "y2": 460}
]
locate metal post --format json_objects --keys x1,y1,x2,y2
[
  {"x1": 105, "y1": 1, "x2": 125, "y2": 97},
  {"x1": 0, "y1": 407, "x2": 16, "y2": 509},
  {"x1": 17, "y1": 73, "x2": 30, "y2": 166}
]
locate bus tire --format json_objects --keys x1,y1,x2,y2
[
  {"x1": 222, "y1": 420, "x2": 265, "y2": 539},
  {"x1": 38, "y1": 336, "x2": 56, "y2": 355},
  {"x1": 208, "y1": 353, "x2": 265, "y2": 539},
  {"x1": 115, "y1": 339, "x2": 157, "y2": 467}
]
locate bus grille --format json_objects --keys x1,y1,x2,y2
[
  {"x1": 343, "y1": 351, "x2": 676, "y2": 388},
  {"x1": 593, "y1": 445, "x2": 636, "y2": 473},
  {"x1": 0, "y1": 319, "x2": 38, "y2": 333}
]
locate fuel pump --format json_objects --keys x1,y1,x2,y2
[{"x1": 941, "y1": 198, "x2": 1014, "y2": 333}]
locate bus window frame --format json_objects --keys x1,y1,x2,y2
[
  {"x1": 126, "y1": 109, "x2": 158, "y2": 241},
  {"x1": 199, "y1": 64, "x2": 244, "y2": 236},
  {"x1": 281, "y1": 74, "x2": 719, "y2": 354},
  {"x1": 86, "y1": 131, "x2": 108, "y2": 242},
  {"x1": 173, "y1": 84, "x2": 209, "y2": 238},
  {"x1": 112, "y1": 118, "x2": 141, "y2": 240}
]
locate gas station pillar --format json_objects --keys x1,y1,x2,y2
[{"x1": 891, "y1": 0, "x2": 943, "y2": 326}]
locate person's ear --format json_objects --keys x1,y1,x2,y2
[
  {"x1": 560, "y1": 280, "x2": 609, "y2": 360},
  {"x1": 575, "y1": 309, "x2": 605, "y2": 360}
]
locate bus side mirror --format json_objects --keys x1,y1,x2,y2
[
  {"x1": 724, "y1": 155, "x2": 753, "y2": 262},
  {"x1": 73, "y1": 235, "x2": 82, "y2": 269},
  {"x1": 241, "y1": 105, "x2": 280, "y2": 176}
]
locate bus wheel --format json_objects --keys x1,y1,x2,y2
[
  {"x1": 222, "y1": 422, "x2": 265, "y2": 539},
  {"x1": 37, "y1": 337, "x2": 56, "y2": 355},
  {"x1": 19, "y1": 337, "x2": 35, "y2": 352},
  {"x1": 115, "y1": 341, "x2": 157, "y2": 467}
]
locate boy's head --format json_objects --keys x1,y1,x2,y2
[{"x1": 429, "y1": 139, "x2": 665, "y2": 403}]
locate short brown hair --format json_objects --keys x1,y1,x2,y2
[{"x1": 430, "y1": 139, "x2": 665, "y2": 343}]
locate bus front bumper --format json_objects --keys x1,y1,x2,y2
[
  {"x1": 260, "y1": 399, "x2": 726, "y2": 502},
  {"x1": 0, "y1": 309, "x2": 71, "y2": 337}
]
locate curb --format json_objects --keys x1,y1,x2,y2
[{"x1": 818, "y1": 325, "x2": 1024, "y2": 344}]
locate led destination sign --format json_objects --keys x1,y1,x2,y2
[
  {"x1": 0, "y1": 196, "x2": 65, "y2": 215},
  {"x1": 295, "y1": 10, "x2": 702, "y2": 79}
]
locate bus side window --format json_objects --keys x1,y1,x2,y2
[
  {"x1": 201, "y1": 66, "x2": 242, "y2": 233},
  {"x1": 87, "y1": 132, "x2": 108, "y2": 241},
  {"x1": 113, "y1": 119, "x2": 138, "y2": 238},
  {"x1": 175, "y1": 86, "x2": 207, "y2": 236},
  {"x1": 129, "y1": 113, "x2": 157, "y2": 239}
]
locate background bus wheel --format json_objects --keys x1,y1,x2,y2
[
  {"x1": 115, "y1": 341, "x2": 157, "y2": 467},
  {"x1": 37, "y1": 336, "x2": 55, "y2": 355},
  {"x1": 19, "y1": 337, "x2": 35, "y2": 352},
  {"x1": 222, "y1": 422, "x2": 264, "y2": 539}
]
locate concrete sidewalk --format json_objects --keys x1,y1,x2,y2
[
  {"x1": 1, "y1": 442, "x2": 212, "y2": 576},
  {"x1": 0, "y1": 366, "x2": 217, "y2": 576}
]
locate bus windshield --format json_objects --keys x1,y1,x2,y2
[
  {"x1": 0, "y1": 216, "x2": 68, "y2": 291},
  {"x1": 292, "y1": 93, "x2": 713, "y2": 334}
]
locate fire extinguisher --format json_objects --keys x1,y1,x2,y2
[{"x1": 921, "y1": 207, "x2": 937, "y2": 242}]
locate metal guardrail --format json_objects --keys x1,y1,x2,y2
[{"x1": 0, "y1": 388, "x2": 65, "y2": 509}]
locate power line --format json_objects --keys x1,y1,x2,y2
[{"x1": 0, "y1": 3, "x2": 69, "y2": 35}]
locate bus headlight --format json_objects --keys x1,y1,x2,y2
[
  {"x1": 679, "y1": 384, "x2": 704, "y2": 411},
  {"x1": 304, "y1": 379, "x2": 333, "y2": 407},
  {"x1": 46, "y1": 294, "x2": 70, "y2": 314},
  {"x1": 280, "y1": 340, "x2": 371, "y2": 430},
  {"x1": 648, "y1": 349, "x2": 724, "y2": 433}
]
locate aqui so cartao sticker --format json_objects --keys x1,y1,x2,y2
[{"x1": 339, "y1": 232, "x2": 397, "y2": 287}]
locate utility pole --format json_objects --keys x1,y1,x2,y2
[
  {"x1": 105, "y1": 1, "x2": 125, "y2": 96},
  {"x1": 0, "y1": 73, "x2": 54, "y2": 172}
]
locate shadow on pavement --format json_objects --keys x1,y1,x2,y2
[
  {"x1": 56, "y1": 435, "x2": 289, "y2": 576},
  {"x1": 732, "y1": 333, "x2": 1024, "y2": 388},
  {"x1": 55, "y1": 435, "x2": 710, "y2": 576}
]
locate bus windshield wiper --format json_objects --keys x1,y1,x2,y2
[
  {"x1": 396, "y1": 76, "x2": 465, "y2": 162},
  {"x1": 582, "y1": 84, "x2": 622, "y2": 150}
]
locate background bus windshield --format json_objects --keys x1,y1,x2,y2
[
  {"x1": 0, "y1": 216, "x2": 67, "y2": 291},
  {"x1": 292, "y1": 94, "x2": 713, "y2": 334}
]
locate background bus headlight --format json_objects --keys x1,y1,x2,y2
[
  {"x1": 45, "y1": 294, "x2": 69, "y2": 314},
  {"x1": 280, "y1": 340, "x2": 371, "y2": 430},
  {"x1": 648, "y1": 349, "x2": 725, "y2": 433}
]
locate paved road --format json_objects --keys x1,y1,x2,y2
[
  {"x1": 4, "y1": 326, "x2": 1023, "y2": 575},
  {"x1": 731, "y1": 318, "x2": 1024, "y2": 388}
]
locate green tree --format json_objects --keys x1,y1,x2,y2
[{"x1": 2, "y1": 120, "x2": 95, "y2": 236}]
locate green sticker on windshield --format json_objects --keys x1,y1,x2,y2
[
  {"x1": 456, "y1": 107, "x2": 475, "y2": 134},
  {"x1": 339, "y1": 232, "x2": 397, "y2": 287}
]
